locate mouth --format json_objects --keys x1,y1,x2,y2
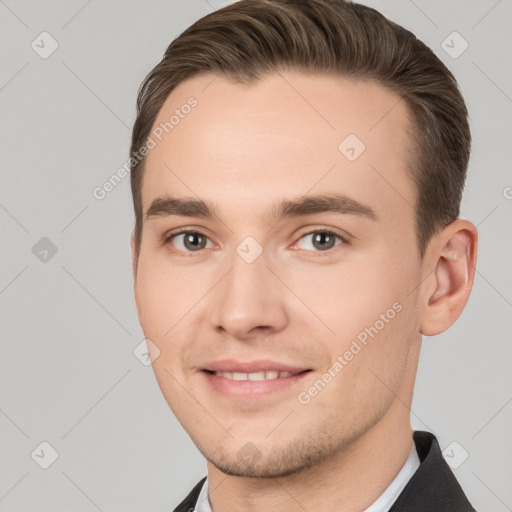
[
  {"x1": 204, "y1": 369, "x2": 309, "y2": 380},
  {"x1": 201, "y1": 366, "x2": 312, "y2": 399}
]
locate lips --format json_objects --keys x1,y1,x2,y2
[
  {"x1": 210, "y1": 370, "x2": 297, "y2": 381},
  {"x1": 202, "y1": 363, "x2": 312, "y2": 399},
  {"x1": 202, "y1": 359, "x2": 310, "y2": 375},
  {"x1": 201, "y1": 359, "x2": 311, "y2": 394}
]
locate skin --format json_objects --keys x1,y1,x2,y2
[{"x1": 131, "y1": 70, "x2": 477, "y2": 511}]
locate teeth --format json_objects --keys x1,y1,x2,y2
[{"x1": 213, "y1": 370, "x2": 294, "y2": 380}]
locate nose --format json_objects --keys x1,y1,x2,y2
[{"x1": 209, "y1": 249, "x2": 289, "y2": 340}]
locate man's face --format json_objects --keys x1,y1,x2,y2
[{"x1": 133, "y1": 71, "x2": 424, "y2": 477}]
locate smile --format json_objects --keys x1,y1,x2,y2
[
  {"x1": 202, "y1": 368, "x2": 311, "y2": 399},
  {"x1": 211, "y1": 370, "x2": 297, "y2": 380}
]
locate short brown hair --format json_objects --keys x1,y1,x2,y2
[{"x1": 130, "y1": 0, "x2": 470, "y2": 261}]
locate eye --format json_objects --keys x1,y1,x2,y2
[
  {"x1": 163, "y1": 228, "x2": 347, "y2": 255},
  {"x1": 293, "y1": 229, "x2": 346, "y2": 252},
  {"x1": 165, "y1": 230, "x2": 214, "y2": 253}
]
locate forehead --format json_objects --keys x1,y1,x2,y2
[{"x1": 141, "y1": 71, "x2": 416, "y2": 224}]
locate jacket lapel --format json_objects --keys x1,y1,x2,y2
[{"x1": 388, "y1": 431, "x2": 476, "y2": 511}]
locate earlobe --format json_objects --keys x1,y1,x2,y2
[{"x1": 420, "y1": 220, "x2": 478, "y2": 336}]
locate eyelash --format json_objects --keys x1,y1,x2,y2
[{"x1": 161, "y1": 228, "x2": 349, "y2": 256}]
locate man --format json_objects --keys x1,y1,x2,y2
[{"x1": 129, "y1": 0, "x2": 478, "y2": 510}]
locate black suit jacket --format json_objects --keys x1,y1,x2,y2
[{"x1": 172, "y1": 430, "x2": 477, "y2": 511}]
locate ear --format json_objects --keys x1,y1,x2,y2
[
  {"x1": 130, "y1": 231, "x2": 144, "y2": 325},
  {"x1": 130, "y1": 230, "x2": 138, "y2": 282},
  {"x1": 419, "y1": 219, "x2": 478, "y2": 336}
]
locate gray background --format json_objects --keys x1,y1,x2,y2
[{"x1": 1, "y1": 0, "x2": 511, "y2": 510}]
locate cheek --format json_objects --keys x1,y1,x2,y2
[
  {"x1": 134, "y1": 254, "x2": 218, "y2": 386},
  {"x1": 290, "y1": 259, "x2": 401, "y2": 335},
  {"x1": 135, "y1": 252, "x2": 200, "y2": 337},
  {"x1": 135, "y1": 268, "x2": 175, "y2": 355},
  {"x1": 316, "y1": 301, "x2": 414, "y2": 409},
  {"x1": 289, "y1": 252, "x2": 419, "y2": 376}
]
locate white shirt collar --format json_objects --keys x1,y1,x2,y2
[
  {"x1": 360, "y1": 440, "x2": 420, "y2": 512},
  {"x1": 193, "y1": 440, "x2": 420, "y2": 512}
]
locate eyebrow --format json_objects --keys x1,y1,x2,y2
[{"x1": 145, "y1": 193, "x2": 377, "y2": 223}]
